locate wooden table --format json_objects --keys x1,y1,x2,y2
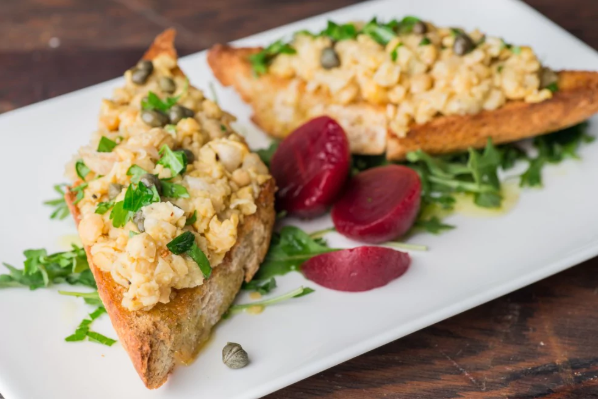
[{"x1": 2, "y1": 0, "x2": 598, "y2": 397}]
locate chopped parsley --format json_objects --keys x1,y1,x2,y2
[
  {"x1": 167, "y1": 232, "x2": 212, "y2": 278},
  {"x1": 142, "y1": 90, "x2": 180, "y2": 112},
  {"x1": 44, "y1": 184, "x2": 70, "y2": 220},
  {"x1": 75, "y1": 160, "x2": 90, "y2": 180},
  {"x1": 97, "y1": 136, "x2": 118, "y2": 153},
  {"x1": 164, "y1": 124, "x2": 177, "y2": 135},
  {"x1": 126, "y1": 164, "x2": 147, "y2": 183},
  {"x1": 390, "y1": 43, "x2": 404, "y2": 62},
  {"x1": 321, "y1": 20, "x2": 358, "y2": 41},
  {"x1": 255, "y1": 141, "x2": 279, "y2": 167},
  {"x1": 95, "y1": 201, "x2": 114, "y2": 215},
  {"x1": 71, "y1": 182, "x2": 88, "y2": 205},
  {"x1": 397, "y1": 16, "x2": 422, "y2": 34},
  {"x1": 110, "y1": 182, "x2": 160, "y2": 227},
  {"x1": 363, "y1": 18, "x2": 397, "y2": 45},
  {"x1": 546, "y1": 82, "x2": 559, "y2": 93},
  {"x1": 157, "y1": 144, "x2": 188, "y2": 176},
  {"x1": 419, "y1": 37, "x2": 432, "y2": 46},
  {"x1": 249, "y1": 39, "x2": 297, "y2": 76},
  {"x1": 185, "y1": 210, "x2": 197, "y2": 226},
  {"x1": 160, "y1": 180, "x2": 189, "y2": 199}
]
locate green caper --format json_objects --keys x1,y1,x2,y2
[
  {"x1": 180, "y1": 148, "x2": 195, "y2": 164},
  {"x1": 108, "y1": 183, "x2": 123, "y2": 200},
  {"x1": 140, "y1": 173, "x2": 162, "y2": 195},
  {"x1": 159, "y1": 76, "x2": 176, "y2": 93},
  {"x1": 222, "y1": 342, "x2": 249, "y2": 369},
  {"x1": 133, "y1": 211, "x2": 145, "y2": 233},
  {"x1": 168, "y1": 105, "x2": 195, "y2": 124},
  {"x1": 540, "y1": 67, "x2": 558, "y2": 88},
  {"x1": 141, "y1": 109, "x2": 169, "y2": 127},
  {"x1": 131, "y1": 68, "x2": 151, "y2": 85},
  {"x1": 137, "y1": 60, "x2": 154, "y2": 73},
  {"x1": 412, "y1": 21, "x2": 428, "y2": 34},
  {"x1": 453, "y1": 34, "x2": 474, "y2": 56},
  {"x1": 320, "y1": 47, "x2": 340, "y2": 69}
]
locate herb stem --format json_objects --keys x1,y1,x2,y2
[
  {"x1": 58, "y1": 290, "x2": 100, "y2": 300},
  {"x1": 384, "y1": 241, "x2": 428, "y2": 251},
  {"x1": 209, "y1": 82, "x2": 219, "y2": 105},
  {"x1": 309, "y1": 227, "x2": 336, "y2": 239},
  {"x1": 228, "y1": 286, "x2": 311, "y2": 314}
]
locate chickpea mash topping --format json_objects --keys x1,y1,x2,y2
[
  {"x1": 66, "y1": 54, "x2": 270, "y2": 311},
  {"x1": 252, "y1": 17, "x2": 559, "y2": 138}
]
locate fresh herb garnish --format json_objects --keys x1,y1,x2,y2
[
  {"x1": 75, "y1": 160, "x2": 91, "y2": 180},
  {"x1": 59, "y1": 290, "x2": 102, "y2": 305},
  {"x1": 390, "y1": 43, "x2": 404, "y2": 62},
  {"x1": 72, "y1": 182, "x2": 88, "y2": 205},
  {"x1": 241, "y1": 277, "x2": 277, "y2": 295},
  {"x1": 126, "y1": 164, "x2": 147, "y2": 183},
  {"x1": 226, "y1": 286, "x2": 314, "y2": 316},
  {"x1": 397, "y1": 16, "x2": 422, "y2": 34},
  {"x1": 511, "y1": 46, "x2": 522, "y2": 55},
  {"x1": 44, "y1": 184, "x2": 70, "y2": 220},
  {"x1": 414, "y1": 216, "x2": 455, "y2": 234},
  {"x1": 62, "y1": 302, "x2": 117, "y2": 346},
  {"x1": 164, "y1": 124, "x2": 177, "y2": 135},
  {"x1": 167, "y1": 232, "x2": 212, "y2": 278},
  {"x1": 255, "y1": 141, "x2": 280, "y2": 167},
  {"x1": 157, "y1": 144, "x2": 188, "y2": 176},
  {"x1": 141, "y1": 91, "x2": 179, "y2": 112},
  {"x1": 546, "y1": 82, "x2": 559, "y2": 93},
  {"x1": 95, "y1": 201, "x2": 114, "y2": 215},
  {"x1": 253, "y1": 226, "x2": 338, "y2": 280},
  {"x1": 185, "y1": 210, "x2": 197, "y2": 226},
  {"x1": 97, "y1": 136, "x2": 118, "y2": 153},
  {"x1": 249, "y1": 39, "x2": 297, "y2": 76},
  {"x1": 363, "y1": 18, "x2": 396, "y2": 45},
  {"x1": 160, "y1": 180, "x2": 189, "y2": 198},
  {"x1": 110, "y1": 181, "x2": 160, "y2": 227},
  {"x1": 1, "y1": 245, "x2": 94, "y2": 290},
  {"x1": 320, "y1": 20, "x2": 358, "y2": 41},
  {"x1": 419, "y1": 37, "x2": 432, "y2": 46},
  {"x1": 110, "y1": 201, "x2": 132, "y2": 228}
]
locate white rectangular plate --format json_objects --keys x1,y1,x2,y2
[{"x1": 2, "y1": 0, "x2": 598, "y2": 397}]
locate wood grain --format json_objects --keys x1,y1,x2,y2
[{"x1": 1, "y1": 0, "x2": 598, "y2": 398}]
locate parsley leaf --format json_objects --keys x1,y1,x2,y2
[
  {"x1": 110, "y1": 201, "x2": 132, "y2": 228},
  {"x1": 321, "y1": 20, "x2": 358, "y2": 41},
  {"x1": 391, "y1": 43, "x2": 404, "y2": 62},
  {"x1": 87, "y1": 331, "x2": 117, "y2": 346},
  {"x1": 185, "y1": 210, "x2": 197, "y2": 226},
  {"x1": 160, "y1": 180, "x2": 189, "y2": 198},
  {"x1": 157, "y1": 144, "x2": 187, "y2": 176},
  {"x1": 255, "y1": 141, "x2": 279, "y2": 167},
  {"x1": 187, "y1": 243, "x2": 212, "y2": 279},
  {"x1": 141, "y1": 91, "x2": 179, "y2": 112},
  {"x1": 419, "y1": 37, "x2": 432, "y2": 46},
  {"x1": 97, "y1": 136, "x2": 118, "y2": 153},
  {"x1": 249, "y1": 39, "x2": 297, "y2": 76},
  {"x1": 44, "y1": 184, "x2": 70, "y2": 220},
  {"x1": 75, "y1": 160, "x2": 91, "y2": 180},
  {"x1": 126, "y1": 164, "x2": 147, "y2": 183},
  {"x1": 166, "y1": 232, "x2": 212, "y2": 278},
  {"x1": 123, "y1": 182, "x2": 160, "y2": 212},
  {"x1": 71, "y1": 182, "x2": 88, "y2": 205},
  {"x1": 398, "y1": 16, "x2": 422, "y2": 34},
  {"x1": 241, "y1": 277, "x2": 277, "y2": 295},
  {"x1": 546, "y1": 82, "x2": 559, "y2": 93},
  {"x1": 95, "y1": 201, "x2": 114, "y2": 215},
  {"x1": 363, "y1": 18, "x2": 397, "y2": 45}
]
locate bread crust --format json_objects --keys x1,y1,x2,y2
[
  {"x1": 66, "y1": 31, "x2": 276, "y2": 389},
  {"x1": 207, "y1": 44, "x2": 598, "y2": 159}
]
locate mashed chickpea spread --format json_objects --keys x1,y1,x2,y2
[
  {"x1": 260, "y1": 18, "x2": 557, "y2": 138},
  {"x1": 67, "y1": 54, "x2": 270, "y2": 311}
]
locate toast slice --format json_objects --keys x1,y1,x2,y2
[
  {"x1": 66, "y1": 31, "x2": 276, "y2": 389},
  {"x1": 207, "y1": 44, "x2": 598, "y2": 159}
]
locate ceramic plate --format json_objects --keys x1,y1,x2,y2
[{"x1": 2, "y1": 0, "x2": 598, "y2": 397}]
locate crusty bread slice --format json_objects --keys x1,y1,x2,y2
[
  {"x1": 66, "y1": 31, "x2": 276, "y2": 389},
  {"x1": 207, "y1": 44, "x2": 598, "y2": 159}
]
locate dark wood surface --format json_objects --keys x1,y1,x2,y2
[{"x1": 2, "y1": 0, "x2": 598, "y2": 398}]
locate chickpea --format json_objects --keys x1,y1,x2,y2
[{"x1": 79, "y1": 214, "x2": 105, "y2": 246}]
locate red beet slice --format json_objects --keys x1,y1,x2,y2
[
  {"x1": 270, "y1": 116, "x2": 350, "y2": 218},
  {"x1": 302, "y1": 246, "x2": 411, "y2": 292},
  {"x1": 332, "y1": 165, "x2": 421, "y2": 243}
]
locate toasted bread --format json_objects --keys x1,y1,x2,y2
[
  {"x1": 207, "y1": 44, "x2": 598, "y2": 159},
  {"x1": 66, "y1": 31, "x2": 276, "y2": 389}
]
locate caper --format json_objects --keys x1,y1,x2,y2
[
  {"x1": 137, "y1": 60, "x2": 154, "y2": 73},
  {"x1": 453, "y1": 34, "x2": 475, "y2": 56},
  {"x1": 141, "y1": 109, "x2": 169, "y2": 127},
  {"x1": 159, "y1": 76, "x2": 176, "y2": 93},
  {"x1": 222, "y1": 342, "x2": 249, "y2": 369},
  {"x1": 180, "y1": 148, "x2": 195, "y2": 164},
  {"x1": 168, "y1": 105, "x2": 195, "y2": 124},
  {"x1": 140, "y1": 173, "x2": 163, "y2": 195},
  {"x1": 540, "y1": 67, "x2": 558, "y2": 89},
  {"x1": 320, "y1": 47, "x2": 340, "y2": 69},
  {"x1": 412, "y1": 21, "x2": 428, "y2": 34},
  {"x1": 133, "y1": 211, "x2": 145, "y2": 233},
  {"x1": 108, "y1": 183, "x2": 123, "y2": 200},
  {"x1": 131, "y1": 68, "x2": 151, "y2": 85}
]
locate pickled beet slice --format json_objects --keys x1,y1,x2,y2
[
  {"x1": 302, "y1": 246, "x2": 411, "y2": 292},
  {"x1": 270, "y1": 116, "x2": 350, "y2": 218},
  {"x1": 332, "y1": 165, "x2": 421, "y2": 243}
]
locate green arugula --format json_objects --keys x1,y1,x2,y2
[
  {"x1": 1, "y1": 245, "x2": 94, "y2": 290},
  {"x1": 97, "y1": 136, "x2": 118, "y2": 153},
  {"x1": 75, "y1": 160, "x2": 91, "y2": 180},
  {"x1": 226, "y1": 286, "x2": 314, "y2": 317},
  {"x1": 44, "y1": 184, "x2": 70, "y2": 220},
  {"x1": 253, "y1": 226, "x2": 338, "y2": 281},
  {"x1": 414, "y1": 216, "x2": 455, "y2": 234},
  {"x1": 167, "y1": 232, "x2": 212, "y2": 278},
  {"x1": 157, "y1": 144, "x2": 188, "y2": 176},
  {"x1": 255, "y1": 141, "x2": 280, "y2": 167},
  {"x1": 185, "y1": 210, "x2": 197, "y2": 226},
  {"x1": 249, "y1": 39, "x2": 297, "y2": 76},
  {"x1": 62, "y1": 301, "x2": 117, "y2": 346},
  {"x1": 241, "y1": 277, "x2": 277, "y2": 295},
  {"x1": 161, "y1": 180, "x2": 189, "y2": 198}
]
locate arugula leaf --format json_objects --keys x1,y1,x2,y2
[
  {"x1": 44, "y1": 184, "x2": 70, "y2": 220},
  {"x1": 255, "y1": 141, "x2": 279, "y2": 167},
  {"x1": 64, "y1": 305, "x2": 116, "y2": 346},
  {"x1": 158, "y1": 144, "x2": 187, "y2": 176},
  {"x1": 1, "y1": 245, "x2": 94, "y2": 290},
  {"x1": 75, "y1": 160, "x2": 91, "y2": 180},
  {"x1": 254, "y1": 226, "x2": 338, "y2": 280},
  {"x1": 141, "y1": 91, "x2": 180, "y2": 112},
  {"x1": 126, "y1": 164, "x2": 147, "y2": 183},
  {"x1": 320, "y1": 20, "x2": 358, "y2": 41},
  {"x1": 97, "y1": 136, "x2": 118, "y2": 153},
  {"x1": 414, "y1": 216, "x2": 455, "y2": 234},
  {"x1": 87, "y1": 331, "x2": 117, "y2": 346},
  {"x1": 363, "y1": 18, "x2": 396, "y2": 45},
  {"x1": 185, "y1": 210, "x2": 197, "y2": 226},
  {"x1": 95, "y1": 201, "x2": 114, "y2": 215},
  {"x1": 167, "y1": 232, "x2": 212, "y2": 278},
  {"x1": 227, "y1": 286, "x2": 314, "y2": 316},
  {"x1": 161, "y1": 180, "x2": 189, "y2": 198},
  {"x1": 249, "y1": 39, "x2": 297, "y2": 76},
  {"x1": 241, "y1": 277, "x2": 277, "y2": 295}
]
